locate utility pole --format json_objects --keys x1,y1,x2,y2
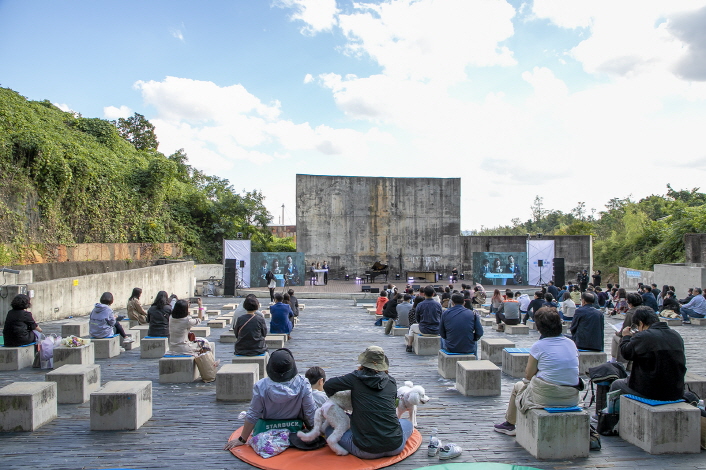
[{"x1": 281, "y1": 204, "x2": 285, "y2": 225}]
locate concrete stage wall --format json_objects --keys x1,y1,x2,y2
[{"x1": 296, "y1": 174, "x2": 461, "y2": 277}]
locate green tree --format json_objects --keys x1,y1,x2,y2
[{"x1": 115, "y1": 113, "x2": 159, "y2": 151}]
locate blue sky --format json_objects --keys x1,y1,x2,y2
[{"x1": 2, "y1": 0, "x2": 706, "y2": 229}]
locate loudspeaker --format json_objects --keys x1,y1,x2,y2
[
  {"x1": 537, "y1": 259, "x2": 544, "y2": 267},
  {"x1": 370, "y1": 288, "x2": 380, "y2": 294},
  {"x1": 553, "y1": 258, "x2": 565, "y2": 286},
  {"x1": 224, "y1": 259, "x2": 237, "y2": 296},
  {"x1": 362, "y1": 285, "x2": 371, "y2": 292},
  {"x1": 240, "y1": 260, "x2": 245, "y2": 268}
]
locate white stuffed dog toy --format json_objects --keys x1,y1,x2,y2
[
  {"x1": 396, "y1": 381, "x2": 430, "y2": 427},
  {"x1": 297, "y1": 391, "x2": 353, "y2": 455}
]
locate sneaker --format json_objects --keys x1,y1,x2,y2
[
  {"x1": 493, "y1": 421, "x2": 516, "y2": 436},
  {"x1": 439, "y1": 444, "x2": 462, "y2": 460},
  {"x1": 406, "y1": 345, "x2": 414, "y2": 353},
  {"x1": 428, "y1": 431, "x2": 441, "y2": 457},
  {"x1": 683, "y1": 321, "x2": 691, "y2": 324},
  {"x1": 122, "y1": 336, "x2": 134, "y2": 344},
  {"x1": 119, "y1": 347, "x2": 126, "y2": 352}
]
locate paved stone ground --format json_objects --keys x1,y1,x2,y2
[{"x1": 1, "y1": 298, "x2": 705, "y2": 470}]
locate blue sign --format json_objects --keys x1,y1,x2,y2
[{"x1": 626, "y1": 270, "x2": 641, "y2": 278}]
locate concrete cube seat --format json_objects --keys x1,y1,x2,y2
[
  {"x1": 392, "y1": 326, "x2": 408, "y2": 336},
  {"x1": 268, "y1": 334, "x2": 287, "y2": 344},
  {"x1": 220, "y1": 331, "x2": 236, "y2": 343},
  {"x1": 480, "y1": 317, "x2": 495, "y2": 327},
  {"x1": 206, "y1": 309, "x2": 222, "y2": 317},
  {"x1": 92, "y1": 336, "x2": 121, "y2": 359},
  {"x1": 618, "y1": 395, "x2": 701, "y2": 454},
  {"x1": 191, "y1": 326, "x2": 211, "y2": 337},
  {"x1": 0, "y1": 382, "x2": 57, "y2": 431},
  {"x1": 232, "y1": 352, "x2": 269, "y2": 378},
  {"x1": 502, "y1": 349, "x2": 530, "y2": 378},
  {"x1": 53, "y1": 343, "x2": 95, "y2": 368},
  {"x1": 90, "y1": 381, "x2": 152, "y2": 431},
  {"x1": 159, "y1": 356, "x2": 200, "y2": 383},
  {"x1": 456, "y1": 360, "x2": 500, "y2": 396},
  {"x1": 131, "y1": 325, "x2": 150, "y2": 339},
  {"x1": 61, "y1": 322, "x2": 88, "y2": 337},
  {"x1": 691, "y1": 318, "x2": 706, "y2": 326},
  {"x1": 121, "y1": 333, "x2": 140, "y2": 351},
  {"x1": 516, "y1": 408, "x2": 590, "y2": 459},
  {"x1": 527, "y1": 321, "x2": 536, "y2": 330},
  {"x1": 45, "y1": 364, "x2": 101, "y2": 404},
  {"x1": 438, "y1": 350, "x2": 476, "y2": 379},
  {"x1": 660, "y1": 317, "x2": 681, "y2": 326},
  {"x1": 141, "y1": 337, "x2": 169, "y2": 359},
  {"x1": 505, "y1": 324, "x2": 529, "y2": 335},
  {"x1": 217, "y1": 316, "x2": 233, "y2": 325},
  {"x1": 265, "y1": 337, "x2": 285, "y2": 349},
  {"x1": 684, "y1": 371, "x2": 706, "y2": 398},
  {"x1": 481, "y1": 338, "x2": 515, "y2": 364},
  {"x1": 0, "y1": 344, "x2": 35, "y2": 371},
  {"x1": 207, "y1": 319, "x2": 227, "y2": 328},
  {"x1": 413, "y1": 334, "x2": 440, "y2": 356},
  {"x1": 216, "y1": 363, "x2": 259, "y2": 401},
  {"x1": 578, "y1": 351, "x2": 607, "y2": 375},
  {"x1": 222, "y1": 303, "x2": 237, "y2": 310}
]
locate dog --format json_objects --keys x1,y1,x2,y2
[
  {"x1": 396, "y1": 381, "x2": 430, "y2": 427},
  {"x1": 297, "y1": 391, "x2": 352, "y2": 456}
]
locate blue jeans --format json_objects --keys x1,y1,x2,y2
[
  {"x1": 441, "y1": 338, "x2": 476, "y2": 355},
  {"x1": 325, "y1": 419, "x2": 414, "y2": 459},
  {"x1": 681, "y1": 307, "x2": 705, "y2": 321}
]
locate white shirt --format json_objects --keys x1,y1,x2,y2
[
  {"x1": 517, "y1": 294, "x2": 531, "y2": 311},
  {"x1": 530, "y1": 336, "x2": 579, "y2": 386}
]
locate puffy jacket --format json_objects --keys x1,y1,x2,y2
[
  {"x1": 324, "y1": 369, "x2": 402, "y2": 453},
  {"x1": 147, "y1": 304, "x2": 172, "y2": 337},
  {"x1": 89, "y1": 303, "x2": 116, "y2": 338},
  {"x1": 245, "y1": 374, "x2": 316, "y2": 427}
]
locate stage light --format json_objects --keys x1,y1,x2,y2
[
  {"x1": 395, "y1": 273, "x2": 400, "y2": 280},
  {"x1": 345, "y1": 274, "x2": 350, "y2": 281},
  {"x1": 460, "y1": 273, "x2": 465, "y2": 280}
]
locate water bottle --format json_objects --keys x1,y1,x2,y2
[
  {"x1": 698, "y1": 400, "x2": 704, "y2": 411},
  {"x1": 428, "y1": 427, "x2": 441, "y2": 456}
]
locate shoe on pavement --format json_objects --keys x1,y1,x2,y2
[
  {"x1": 428, "y1": 437, "x2": 442, "y2": 457},
  {"x1": 406, "y1": 345, "x2": 414, "y2": 353},
  {"x1": 439, "y1": 444, "x2": 462, "y2": 460},
  {"x1": 683, "y1": 321, "x2": 691, "y2": 324},
  {"x1": 493, "y1": 421, "x2": 516, "y2": 436}
]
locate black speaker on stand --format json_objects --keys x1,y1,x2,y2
[
  {"x1": 224, "y1": 258, "x2": 237, "y2": 296},
  {"x1": 553, "y1": 258, "x2": 565, "y2": 286}
]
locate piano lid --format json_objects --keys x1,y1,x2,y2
[{"x1": 371, "y1": 261, "x2": 388, "y2": 271}]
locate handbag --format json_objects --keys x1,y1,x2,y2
[
  {"x1": 596, "y1": 410, "x2": 619, "y2": 436},
  {"x1": 194, "y1": 351, "x2": 218, "y2": 383}
]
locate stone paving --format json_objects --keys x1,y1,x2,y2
[{"x1": 1, "y1": 297, "x2": 705, "y2": 470}]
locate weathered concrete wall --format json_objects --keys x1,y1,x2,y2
[
  {"x1": 618, "y1": 267, "x2": 655, "y2": 291},
  {"x1": 296, "y1": 175, "x2": 461, "y2": 277},
  {"x1": 684, "y1": 234, "x2": 706, "y2": 265},
  {"x1": 7, "y1": 243, "x2": 182, "y2": 264},
  {"x1": 654, "y1": 264, "x2": 706, "y2": 297},
  {"x1": 461, "y1": 235, "x2": 592, "y2": 285},
  {"x1": 0, "y1": 261, "x2": 195, "y2": 326},
  {"x1": 8, "y1": 260, "x2": 158, "y2": 282},
  {"x1": 194, "y1": 264, "x2": 223, "y2": 281}
]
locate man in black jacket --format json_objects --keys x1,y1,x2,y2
[
  {"x1": 610, "y1": 307, "x2": 686, "y2": 400},
  {"x1": 570, "y1": 291, "x2": 604, "y2": 351}
]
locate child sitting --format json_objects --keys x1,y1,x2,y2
[{"x1": 305, "y1": 366, "x2": 327, "y2": 408}]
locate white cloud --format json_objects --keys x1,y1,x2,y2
[
  {"x1": 103, "y1": 105, "x2": 132, "y2": 119},
  {"x1": 303, "y1": 73, "x2": 314, "y2": 84},
  {"x1": 275, "y1": 0, "x2": 338, "y2": 35},
  {"x1": 54, "y1": 103, "x2": 71, "y2": 112}
]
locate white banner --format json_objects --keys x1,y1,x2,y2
[
  {"x1": 223, "y1": 240, "x2": 251, "y2": 288},
  {"x1": 527, "y1": 240, "x2": 555, "y2": 286}
]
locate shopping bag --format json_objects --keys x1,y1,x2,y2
[{"x1": 194, "y1": 351, "x2": 218, "y2": 383}]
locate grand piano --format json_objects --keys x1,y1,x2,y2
[{"x1": 365, "y1": 261, "x2": 389, "y2": 283}]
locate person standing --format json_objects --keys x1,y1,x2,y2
[
  {"x1": 322, "y1": 261, "x2": 329, "y2": 285},
  {"x1": 577, "y1": 270, "x2": 589, "y2": 292},
  {"x1": 591, "y1": 270, "x2": 602, "y2": 287}
]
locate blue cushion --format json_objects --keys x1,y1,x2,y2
[
  {"x1": 4, "y1": 342, "x2": 36, "y2": 348},
  {"x1": 503, "y1": 347, "x2": 531, "y2": 353},
  {"x1": 440, "y1": 349, "x2": 473, "y2": 355},
  {"x1": 236, "y1": 353, "x2": 266, "y2": 357},
  {"x1": 624, "y1": 394, "x2": 684, "y2": 406},
  {"x1": 144, "y1": 336, "x2": 168, "y2": 339},
  {"x1": 544, "y1": 406, "x2": 582, "y2": 413},
  {"x1": 163, "y1": 354, "x2": 193, "y2": 358},
  {"x1": 91, "y1": 334, "x2": 117, "y2": 339}
]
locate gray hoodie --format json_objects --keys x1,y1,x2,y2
[
  {"x1": 89, "y1": 303, "x2": 116, "y2": 338},
  {"x1": 245, "y1": 374, "x2": 316, "y2": 427}
]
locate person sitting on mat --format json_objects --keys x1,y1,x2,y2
[
  {"x1": 305, "y1": 366, "x2": 328, "y2": 408},
  {"x1": 2, "y1": 294, "x2": 42, "y2": 347},
  {"x1": 234, "y1": 297, "x2": 267, "y2": 356},
  {"x1": 166, "y1": 299, "x2": 206, "y2": 356},
  {"x1": 493, "y1": 307, "x2": 581, "y2": 436},
  {"x1": 224, "y1": 348, "x2": 316, "y2": 449},
  {"x1": 89, "y1": 292, "x2": 133, "y2": 343},
  {"x1": 322, "y1": 345, "x2": 414, "y2": 459}
]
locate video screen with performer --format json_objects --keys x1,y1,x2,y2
[
  {"x1": 250, "y1": 252, "x2": 305, "y2": 287},
  {"x1": 473, "y1": 252, "x2": 527, "y2": 286}
]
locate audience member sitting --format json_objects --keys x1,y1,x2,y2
[
  {"x1": 523, "y1": 291, "x2": 544, "y2": 324},
  {"x1": 323, "y1": 346, "x2": 414, "y2": 459},
  {"x1": 127, "y1": 287, "x2": 148, "y2": 325},
  {"x1": 610, "y1": 307, "x2": 686, "y2": 400},
  {"x1": 680, "y1": 287, "x2": 706, "y2": 323},
  {"x1": 517, "y1": 291, "x2": 530, "y2": 319},
  {"x1": 495, "y1": 291, "x2": 520, "y2": 326},
  {"x1": 375, "y1": 290, "x2": 388, "y2": 316},
  {"x1": 679, "y1": 287, "x2": 694, "y2": 305},
  {"x1": 640, "y1": 285, "x2": 659, "y2": 311},
  {"x1": 611, "y1": 293, "x2": 641, "y2": 364},
  {"x1": 305, "y1": 366, "x2": 327, "y2": 408},
  {"x1": 234, "y1": 297, "x2": 268, "y2": 356},
  {"x1": 440, "y1": 293, "x2": 483, "y2": 354},
  {"x1": 660, "y1": 290, "x2": 681, "y2": 315},
  {"x1": 167, "y1": 299, "x2": 207, "y2": 356},
  {"x1": 224, "y1": 348, "x2": 316, "y2": 449},
  {"x1": 383, "y1": 293, "x2": 400, "y2": 333},
  {"x1": 569, "y1": 291, "x2": 604, "y2": 351},
  {"x1": 404, "y1": 286, "x2": 442, "y2": 352},
  {"x1": 2, "y1": 294, "x2": 42, "y2": 347},
  {"x1": 395, "y1": 294, "x2": 413, "y2": 327},
  {"x1": 147, "y1": 291, "x2": 176, "y2": 338},
  {"x1": 287, "y1": 289, "x2": 299, "y2": 318},
  {"x1": 560, "y1": 292, "x2": 576, "y2": 321},
  {"x1": 547, "y1": 281, "x2": 559, "y2": 301},
  {"x1": 494, "y1": 307, "x2": 581, "y2": 436},
  {"x1": 490, "y1": 289, "x2": 503, "y2": 314},
  {"x1": 269, "y1": 293, "x2": 294, "y2": 339},
  {"x1": 472, "y1": 285, "x2": 487, "y2": 307},
  {"x1": 542, "y1": 293, "x2": 558, "y2": 309},
  {"x1": 569, "y1": 285, "x2": 582, "y2": 304},
  {"x1": 89, "y1": 292, "x2": 133, "y2": 343},
  {"x1": 612, "y1": 288, "x2": 629, "y2": 315}
]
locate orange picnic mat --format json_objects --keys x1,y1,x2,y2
[{"x1": 228, "y1": 426, "x2": 423, "y2": 470}]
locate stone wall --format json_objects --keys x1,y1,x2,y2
[
  {"x1": 7, "y1": 242, "x2": 182, "y2": 264},
  {"x1": 296, "y1": 174, "x2": 461, "y2": 277},
  {"x1": 654, "y1": 263, "x2": 706, "y2": 297},
  {"x1": 684, "y1": 234, "x2": 706, "y2": 265},
  {"x1": 618, "y1": 266, "x2": 655, "y2": 291}
]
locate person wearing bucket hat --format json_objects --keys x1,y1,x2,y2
[
  {"x1": 323, "y1": 345, "x2": 414, "y2": 459},
  {"x1": 224, "y1": 348, "x2": 317, "y2": 450}
]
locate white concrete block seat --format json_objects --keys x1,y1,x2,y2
[
  {"x1": 501, "y1": 348, "x2": 531, "y2": 378},
  {"x1": 53, "y1": 343, "x2": 95, "y2": 368},
  {"x1": 577, "y1": 350, "x2": 608, "y2": 375},
  {"x1": 91, "y1": 335, "x2": 121, "y2": 359},
  {"x1": 232, "y1": 352, "x2": 269, "y2": 378},
  {"x1": 0, "y1": 382, "x2": 58, "y2": 431},
  {"x1": 516, "y1": 407, "x2": 590, "y2": 459},
  {"x1": 141, "y1": 336, "x2": 169, "y2": 359},
  {"x1": 45, "y1": 364, "x2": 101, "y2": 404},
  {"x1": 216, "y1": 363, "x2": 259, "y2": 401},
  {"x1": 618, "y1": 394, "x2": 701, "y2": 454},
  {"x1": 438, "y1": 349, "x2": 476, "y2": 379},
  {"x1": 0, "y1": 343, "x2": 36, "y2": 371},
  {"x1": 159, "y1": 355, "x2": 201, "y2": 383},
  {"x1": 61, "y1": 322, "x2": 88, "y2": 337},
  {"x1": 413, "y1": 334, "x2": 440, "y2": 355},
  {"x1": 480, "y1": 338, "x2": 515, "y2": 364},
  {"x1": 90, "y1": 381, "x2": 152, "y2": 431},
  {"x1": 456, "y1": 360, "x2": 501, "y2": 396}
]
